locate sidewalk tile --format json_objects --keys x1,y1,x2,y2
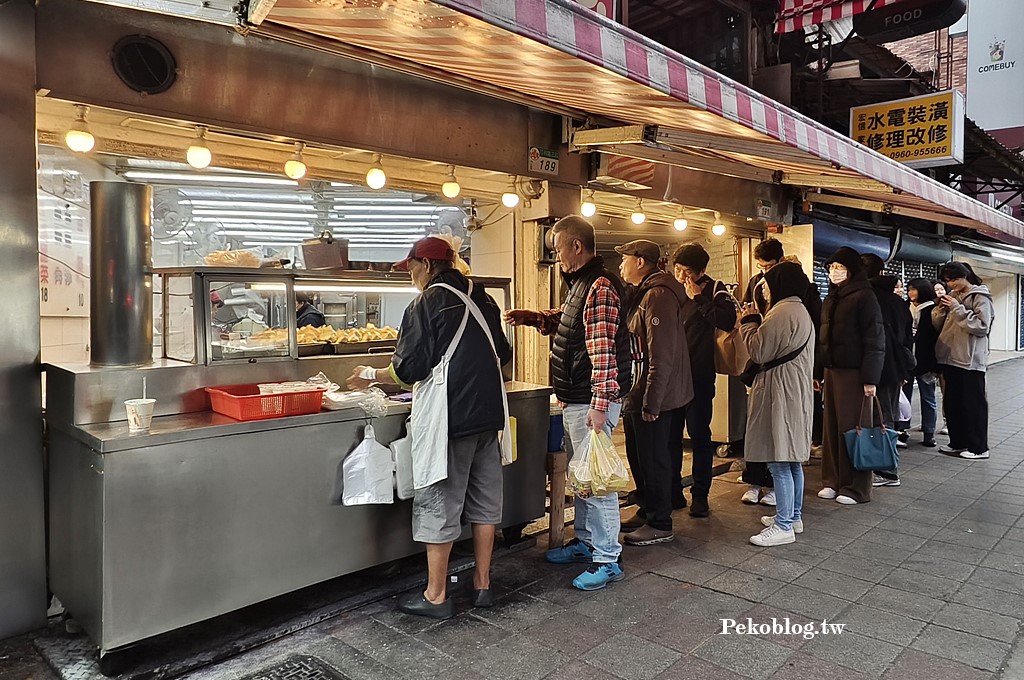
[
  {"x1": 930, "y1": 526, "x2": 1003, "y2": 551},
  {"x1": 858, "y1": 585, "x2": 944, "y2": 622},
  {"x1": 669, "y1": 587, "x2": 756, "y2": 624},
  {"x1": 769, "y1": 652, "x2": 875, "y2": 680},
  {"x1": 836, "y1": 603, "x2": 926, "y2": 646},
  {"x1": 840, "y1": 538, "x2": 916, "y2": 566},
  {"x1": 914, "y1": 540, "x2": 989, "y2": 565},
  {"x1": 802, "y1": 629, "x2": 902, "y2": 677},
  {"x1": 952, "y1": 583, "x2": 1024, "y2": 618},
  {"x1": 692, "y1": 633, "x2": 792, "y2": 680},
  {"x1": 930, "y1": 602, "x2": 1020, "y2": 643},
  {"x1": 639, "y1": 607, "x2": 718, "y2": 653},
  {"x1": 704, "y1": 570, "x2": 787, "y2": 603},
  {"x1": 683, "y1": 542, "x2": 764, "y2": 568},
  {"x1": 585, "y1": 632, "x2": 681, "y2": 680},
  {"x1": 652, "y1": 555, "x2": 728, "y2": 585},
  {"x1": 466, "y1": 635, "x2": 560, "y2": 680},
  {"x1": 735, "y1": 554, "x2": 812, "y2": 582},
  {"x1": 882, "y1": 649, "x2": 993, "y2": 680},
  {"x1": 872, "y1": 517, "x2": 942, "y2": 539},
  {"x1": 793, "y1": 569, "x2": 874, "y2": 602},
  {"x1": 878, "y1": 568, "x2": 960, "y2": 599},
  {"x1": 764, "y1": 585, "x2": 847, "y2": 621},
  {"x1": 858, "y1": 528, "x2": 928, "y2": 551},
  {"x1": 739, "y1": 604, "x2": 815, "y2": 650},
  {"x1": 909, "y1": 624, "x2": 1010, "y2": 673},
  {"x1": 942, "y1": 518, "x2": 1008, "y2": 538},
  {"x1": 418, "y1": 615, "x2": 507, "y2": 653},
  {"x1": 766, "y1": 542, "x2": 833, "y2": 566},
  {"x1": 900, "y1": 553, "x2": 976, "y2": 582},
  {"x1": 330, "y1": 619, "x2": 453, "y2": 679},
  {"x1": 993, "y1": 536, "x2": 1024, "y2": 557},
  {"x1": 522, "y1": 612, "x2": 614, "y2": 657},
  {"x1": 469, "y1": 592, "x2": 565, "y2": 632},
  {"x1": 542, "y1": 660, "x2": 620, "y2": 680},
  {"x1": 653, "y1": 656, "x2": 745, "y2": 680},
  {"x1": 979, "y1": 550, "x2": 1024, "y2": 575},
  {"x1": 968, "y1": 566, "x2": 1024, "y2": 594},
  {"x1": 817, "y1": 554, "x2": 895, "y2": 584}
]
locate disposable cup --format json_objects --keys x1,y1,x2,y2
[{"x1": 125, "y1": 398, "x2": 156, "y2": 433}]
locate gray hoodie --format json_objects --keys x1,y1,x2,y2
[{"x1": 932, "y1": 284, "x2": 994, "y2": 372}]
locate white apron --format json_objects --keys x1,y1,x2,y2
[{"x1": 410, "y1": 281, "x2": 512, "y2": 490}]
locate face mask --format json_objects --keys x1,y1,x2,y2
[{"x1": 828, "y1": 268, "x2": 848, "y2": 285}]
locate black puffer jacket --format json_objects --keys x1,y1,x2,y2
[
  {"x1": 869, "y1": 275, "x2": 914, "y2": 386},
  {"x1": 816, "y1": 272, "x2": 885, "y2": 385},
  {"x1": 912, "y1": 302, "x2": 939, "y2": 376},
  {"x1": 391, "y1": 269, "x2": 513, "y2": 438}
]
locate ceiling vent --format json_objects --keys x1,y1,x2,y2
[{"x1": 111, "y1": 35, "x2": 177, "y2": 95}]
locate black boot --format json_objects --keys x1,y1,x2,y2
[{"x1": 689, "y1": 494, "x2": 710, "y2": 518}]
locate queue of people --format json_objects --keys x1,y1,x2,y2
[{"x1": 353, "y1": 221, "x2": 995, "y2": 618}]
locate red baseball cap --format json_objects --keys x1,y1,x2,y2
[{"x1": 394, "y1": 236, "x2": 455, "y2": 270}]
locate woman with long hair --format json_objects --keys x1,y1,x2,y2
[
  {"x1": 901, "y1": 278, "x2": 940, "y2": 447},
  {"x1": 816, "y1": 247, "x2": 885, "y2": 505},
  {"x1": 933, "y1": 262, "x2": 995, "y2": 460}
]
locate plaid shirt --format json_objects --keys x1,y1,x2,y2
[{"x1": 524, "y1": 276, "x2": 622, "y2": 412}]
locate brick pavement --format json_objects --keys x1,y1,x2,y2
[{"x1": 4, "y1": 359, "x2": 1024, "y2": 680}]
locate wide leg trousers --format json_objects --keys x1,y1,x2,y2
[{"x1": 820, "y1": 368, "x2": 873, "y2": 504}]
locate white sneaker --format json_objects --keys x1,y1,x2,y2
[
  {"x1": 750, "y1": 524, "x2": 796, "y2": 547},
  {"x1": 760, "y1": 490, "x2": 777, "y2": 506},
  {"x1": 741, "y1": 487, "x2": 760, "y2": 504},
  {"x1": 817, "y1": 487, "x2": 837, "y2": 499},
  {"x1": 939, "y1": 445, "x2": 966, "y2": 455},
  {"x1": 939, "y1": 427, "x2": 948, "y2": 435},
  {"x1": 836, "y1": 495, "x2": 859, "y2": 505},
  {"x1": 761, "y1": 515, "x2": 803, "y2": 534},
  {"x1": 960, "y1": 451, "x2": 990, "y2": 460}
]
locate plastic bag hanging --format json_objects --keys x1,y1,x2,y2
[
  {"x1": 588, "y1": 430, "x2": 630, "y2": 497},
  {"x1": 390, "y1": 420, "x2": 414, "y2": 500},
  {"x1": 429, "y1": 229, "x2": 471, "y2": 276},
  {"x1": 342, "y1": 425, "x2": 395, "y2": 505}
]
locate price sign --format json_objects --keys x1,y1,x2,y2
[{"x1": 528, "y1": 147, "x2": 560, "y2": 176}]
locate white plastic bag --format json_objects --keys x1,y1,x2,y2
[
  {"x1": 898, "y1": 389, "x2": 912, "y2": 423},
  {"x1": 342, "y1": 425, "x2": 395, "y2": 505},
  {"x1": 390, "y1": 421, "x2": 414, "y2": 500}
]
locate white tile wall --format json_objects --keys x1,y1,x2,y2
[{"x1": 41, "y1": 316, "x2": 89, "y2": 365}]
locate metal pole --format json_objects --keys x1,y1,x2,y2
[{"x1": 90, "y1": 181, "x2": 154, "y2": 366}]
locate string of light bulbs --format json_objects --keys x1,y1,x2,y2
[{"x1": 578, "y1": 187, "x2": 729, "y2": 235}]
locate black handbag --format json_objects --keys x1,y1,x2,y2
[{"x1": 739, "y1": 335, "x2": 810, "y2": 388}]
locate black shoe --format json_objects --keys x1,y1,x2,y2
[
  {"x1": 471, "y1": 589, "x2": 494, "y2": 608},
  {"x1": 397, "y1": 592, "x2": 453, "y2": 620},
  {"x1": 923, "y1": 436, "x2": 936, "y2": 448},
  {"x1": 672, "y1": 494, "x2": 688, "y2": 510},
  {"x1": 621, "y1": 511, "x2": 646, "y2": 531},
  {"x1": 689, "y1": 495, "x2": 710, "y2": 518},
  {"x1": 624, "y1": 490, "x2": 641, "y2": 506},
  {"x1": 898, "y1": 431, "x2": 910, "y2": 444}
]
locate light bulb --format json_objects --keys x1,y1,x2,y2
[
  {"x1": 501, "y1": 175, "x2": 520, "y2": 208},
  {"x1": 366, "y1": 154, "x2": 387, "y2": 190},
  {"x1": 712, "y1": 222, "x2": 726, "y2": 236},
  {"x1": 186, "y1": 126, "x2": 212, "y2": 169},
  {"x1": 441, "y1": 165, "x2": 461, "y2": 199},
  {"x1": 580, "y1": 189, "x2": 597, "y2": 217},
  {"x1": 65, "y1": 105, "x2": 95, "y2": 153},
  {"x1": 674, "y1": 218, "x2": 689, "y2": 231},
  {"x1": 630, "y1": 199, "x2": 646, "y2": 225},
  {"x1": 284, "y1": 142, "x2": 306, "y2": 180}
]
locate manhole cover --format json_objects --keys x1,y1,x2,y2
[{"x1": 239, "y1": 656, "x2": 348, "y2": 680}]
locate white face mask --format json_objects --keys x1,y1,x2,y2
[{"x1": 828, "y1": 267, "x2": 849, "y2": 285}]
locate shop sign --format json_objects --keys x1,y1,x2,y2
[
  {"x1": 528, "y1": 147, "x2": 560, "y2": 176},
  {"x1": 967, "y1": 3, "x2": 1024, "y2": 137},
  {"x1": 756, "y1": 199, "x2": 773, "y2": 220},
  {"x1": 849, "y1": 90, "x2": 964, "y2": 169}
]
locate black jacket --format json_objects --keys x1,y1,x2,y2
[
  {"x1": 391, "y1": 269, "x2": 512, "y2": 439},
  {"x1": 912, "y1": 302, "x2": 939, "y2": 376},
  {"x1": 296, "y1": 302, "x2": 326, "y2": 328},
  {"x1": 816, "y1": 273, "x2": 885, "y2": 385},
  {"x1": 550, "y1": 256, "x2": 632, "y2": 404},
  {"x1": 680, "y1": 276, "x2": 737, "y2": 384},
  {"x1": 869, "y1": 275, "x2": 915, "y2": 386}
]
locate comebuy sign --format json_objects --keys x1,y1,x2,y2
[
  {"x1": 849, "y1": 90, "x2": 965, "y2": 169},
  {"x1": 977, "y1": 39, "x2": 1015, "y2": 73}
]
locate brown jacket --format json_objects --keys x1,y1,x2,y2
[{"x1": 624, "y1": 271, "x2": 694, "y2": 416}]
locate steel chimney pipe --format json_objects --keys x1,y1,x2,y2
[{"x1": 90, "y1": 181, "x2": 154, "y2": 367}]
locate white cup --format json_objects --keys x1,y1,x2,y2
[{"x1": 125, "y1": 398, "x2": 156, "y2": 433}]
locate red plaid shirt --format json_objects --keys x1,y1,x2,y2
[{"x1": 526, "y1": 276, "x2": 622, "y2": 412}]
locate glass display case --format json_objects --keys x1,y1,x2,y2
[{"x1": 155, "y1": 267, "x2": 512, "y2": 366}]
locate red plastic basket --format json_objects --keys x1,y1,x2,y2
[{"x1": 205, "y1": 384, "x2": 326, "y2": 421}]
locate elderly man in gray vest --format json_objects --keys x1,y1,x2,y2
[{"x1": 506, "y1": 216, "x2": 632, "y2": 591}]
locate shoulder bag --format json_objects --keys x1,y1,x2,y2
[{"x1": 843, "y1": 396, "x2": 900, "y2": 472}]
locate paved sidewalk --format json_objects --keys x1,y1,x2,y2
[{"x1": 5, "y1": 358, "x2": 1024, "y2": 680}]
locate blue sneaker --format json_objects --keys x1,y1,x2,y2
[
  {"x1": 572, "y1": 562, "x2": 625, "y2": 591},
  {"x1": 545, "y1": 538, "x2": 593, "y2": 564}
]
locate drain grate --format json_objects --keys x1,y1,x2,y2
[{"x1": 239, "y1": 656, "x2": 348, "y2": 680}]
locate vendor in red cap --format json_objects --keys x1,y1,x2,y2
[{"x1": 347, "y1": 235, "x2": 512, "y2": 619}]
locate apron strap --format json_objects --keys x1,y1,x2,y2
[
  {"x1": 431, "y1": 281, "x2": 500, "y2": 361},
  {"x1": 431, "y1": 282, "x2": 471, "y2": 361}
]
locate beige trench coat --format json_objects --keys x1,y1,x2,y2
[{"x1": 739, "y1": 297, "x2": 814, "y2": 464}]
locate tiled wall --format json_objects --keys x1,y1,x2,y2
[{"x1": 40, "y1": 316, "x2": 89, "y2": 365}]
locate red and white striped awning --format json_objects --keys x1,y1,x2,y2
[
  {"x1": 253, "y1": 0, "x2": 1024, "y2": 241},
  {"x1": 776, "y1": 0, "x2": 904, "y2": 34}
]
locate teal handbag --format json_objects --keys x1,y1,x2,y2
[{"x1": 844, "y1": 396, "x2": 900, "y2": 472}]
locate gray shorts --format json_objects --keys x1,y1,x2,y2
[{"x1": 412, "y1": 431, "x2": 503, "y2": 543}]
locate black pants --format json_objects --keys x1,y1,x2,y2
[
  {"x1": 875, "y1": 381, "x2": 902, "y2": 479},
  {"x1": 624, "y1": 407, "x2": 685, "y2": 532},
  {"x1": 812, "y1": 388, "x2": 823, "y2": 446},
  {"x1": 941, "y1": 365, "x2": 989, "y2": 455},
  {"x1": 678, "y1": 377, "x2": 715, "y2": 498}
]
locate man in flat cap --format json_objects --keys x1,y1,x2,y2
[{"x1": 616, "y1": 240, "x2": 693, "y2": 545}]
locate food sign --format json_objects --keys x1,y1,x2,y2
[{"x1": 849, "y1": 90, "x2": 964, "y2": 169}]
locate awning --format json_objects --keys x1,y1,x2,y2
[
  {"x1": 775, "y1": 0, "x2": 903, "y2": 34},
  {"x1": 252, "y1": 0, "x2": 1024, "y2": 242}
]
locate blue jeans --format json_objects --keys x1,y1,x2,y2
[
  {"x1": 766, "y1": 462, "x2": 803, "y2": 532},
  {"x1": 562, "y1": 402, "x2": 623, "y2": 564},
  {"x1": 901, "y1": 376, "x2": 938, "y2": 435}
]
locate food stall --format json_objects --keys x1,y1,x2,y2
[{"x1": 45, "y1": 259, "x2": 551, "y2": 657}]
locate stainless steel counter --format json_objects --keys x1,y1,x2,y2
[{"x1": 46, "y1": 361, "x2": 552, "y2": 656}]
